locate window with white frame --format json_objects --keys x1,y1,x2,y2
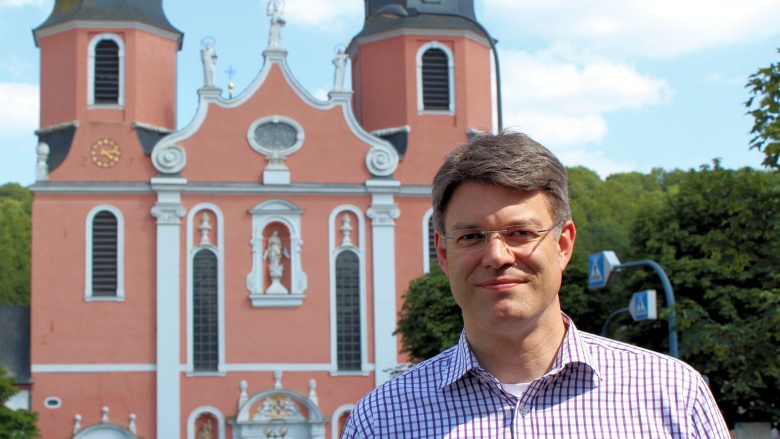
[
  {"x1": 88, "y1": 33, "x2": 125, "y2": 106},
  {"x1": 85, "y1": 205, "x2": 124, "y2": 301},
  {"x1": 336, "y1": 250, "x2": 361, "y2": 371},
  {"x1": 417, "y1": 41, "x2": 455, "y2": 113},
  {"x1": 329, "y1": 207, "x2": 367, "y2": 374},
  {"x1": 187, "y1": 206, "x2": 225, "y2": 374},
  {"x1": 193, "y1": 248, "x2": 219, "y2": 372}
]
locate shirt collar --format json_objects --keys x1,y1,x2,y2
[{"x1": 439, "y1": 313, "x2": 603, "y2": 389}]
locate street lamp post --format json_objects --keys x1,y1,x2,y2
[{"x1": 377, "y1": 4, "x2": 503, "y2": 131}]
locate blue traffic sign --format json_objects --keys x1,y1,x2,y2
[
  {"x1": 629, "y1": 289, "x2": 657, "y2": 321},
  {"x1": 588, "y1": 251, "x2": 621, "y2": 289}
]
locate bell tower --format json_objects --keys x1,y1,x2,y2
[
  {"x1": 349, "y1": 0, "x2": 494, "y2": 184},
  {"x1": 33, "y1": 0, "x2": 182, "y2": 182}
]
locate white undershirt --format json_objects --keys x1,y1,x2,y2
[{"x1": 500, "y1": 382, "x2": 531, "y2": 398}]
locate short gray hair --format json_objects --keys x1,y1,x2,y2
[{"x1": 432, "y1": 131, "x2": 570, "y2": 233}]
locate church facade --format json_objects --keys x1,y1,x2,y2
[{"x1": 29, "y1": 1, "x2": 493, "y2": 438}]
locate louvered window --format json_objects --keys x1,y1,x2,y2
[
  {"x1": 421, "y1": 48, "x2": 450, "y2": 110},
  {"x1": 92, "y1": 211, "x2": 118, "y2": 296},
  {"x1": 94, "y1": 39, "x2": 120, "y2": 104},
  {"x1": 336, "y1": 251, "x2": 361, "y2": 371},
  {"x1": 193, "y1": 250, "x2": 219, "y2": 372}
]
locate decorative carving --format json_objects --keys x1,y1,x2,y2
[
  {"x1": 308, "y1": 379, "x2": 318, "y2": 407},
  {"x1": 152, "y1": 202, "x2": 186, "y2": 225},
  {"x1": 239, "y1": 380, "x2": 249, "y2": 410},
  {"x1": 366, "y1": 148, "x2": 397, "y2": 177},
  {"x1": 274, "y1": 370, "x2": 283, "y2": 389},
  {"x1": 36, "y1": 142, "x2": 49, "y2": 181},
  {"x1": 367, "y1": 205, "x2": 400, "y2": 226},
  {"x1": 254, "y1": 395, "x2": 303, "y2": 421},
  {"x1": 73, "y1": 414, "x2": 82, "y2": 435},
  {"x1": 101, "y1": 406, "x2": 109, "y2": 423},
  {"x1": 264, "y1": 230, "x2": 290, "y2": 294},
  {"x1": 199, "y1": 212, "x2": 212, "y2": 245},
  {"x1": 152, "y1": 144, "x2": 187, "y2": 174},
  {"x1": 128, "y1": 414, "x2": 137, "y2": 434},
  {"x1": 332, "y1": 48, "x2": 348, "y2": 92},
  {"x1": 197, "y1": 419, "x2": 214, "y2": 439},
  {"x1": 340, "y1": 214, "x2": 353, "y2": 247},
  {"x1": 267, "y1": 0, "x2": 286, "y2": 50},
  {"x1": 201, "y1": 37, "x2": 218, "y2": 88}
]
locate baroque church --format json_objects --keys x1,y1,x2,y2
[{"x1": 27, "y1": 0, "x2": 494, "y2": 437}]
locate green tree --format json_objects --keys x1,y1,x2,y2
[
  {"x1": 628, "y1": 167, "x2": 780, "y2": 426},
  {"x1": 396, "y1": 264, "x2": 460, "y2": 362},
  {"x1": 0, "y1": 366, "x2": 39, "y2": 439},
  {"x1": 0, "y1": 197, "x2": 31, "y2": 305},
  {"x1": 745, "y1": 48, "x2": 780, "y2": 170}
]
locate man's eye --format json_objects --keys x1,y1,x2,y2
[
  {"x1": 456, "y1": 232, "x2": 483, "y2": 242},
  {"x1": 505, "y1": 228, "x2": 536, "y2": 239}
]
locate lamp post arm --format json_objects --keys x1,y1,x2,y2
[
  {"x1": 600, "y1": 307, "x2": 629, "y2": 337},
  {"x1": 616, "y1": 260, "x2": 678, "y2": 358}
]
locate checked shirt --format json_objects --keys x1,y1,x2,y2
[{"x1": 342, "y1": 315, "x2": 729, "y2": 438}]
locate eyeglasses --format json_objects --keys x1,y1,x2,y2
[{"x1": 442, "y1": 221, "x2": 561, "y2": 253}]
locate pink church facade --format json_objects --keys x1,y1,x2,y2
[{"x1": 29, "y1": 1, "x2": 493, "y2": 438}]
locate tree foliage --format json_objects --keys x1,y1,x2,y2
[
  {"x1": 627, "y1": 167, "x2": 780, "y2": 426},
  {"x1": 0, "y1": 184, "x2": 32, "y2": 305},
  {"x1": 396, "y1": 263, "x2": 461, "y2": 363},
  {"x1": 745, "y1": 48, "x2": 780, "y2": 170},
  {"x1": 0, "y1": 367, "x2": 39, "y2": 439}
]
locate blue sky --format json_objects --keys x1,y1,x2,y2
[{"x1": 1, "y1": 0, "x2": 779, "y2": 186}]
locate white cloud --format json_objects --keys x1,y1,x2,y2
[
  {"x1": 285, "y1": 0, "x2": 362, "y2": 31},
  {"x1": 484, "y1": 0, "x2": 780, "y2": 58},
  {"x1": 0, "y1": 0, "x2": 47, "y2": 7},
  {"x1": 501, "y1": 49, "x2": 674, "y2": 116},
  {"x1": 0, "y1": 83, "x2": 39, "y2": 134}
]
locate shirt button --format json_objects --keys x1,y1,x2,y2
[{"x1": 520, "y1": 406, "x2": 530, "y2": 417}]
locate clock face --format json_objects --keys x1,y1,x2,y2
[{"x1": 90, "y1": 138, "x2": 121, "y2": 168}]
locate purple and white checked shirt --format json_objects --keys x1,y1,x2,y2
[{"x1": 342, "y1": 315, "x2": 729, "y2": 438}]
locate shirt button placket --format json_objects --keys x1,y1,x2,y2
[{"x1": 519, "y1": 405, "x2": 531, "y2": 417}]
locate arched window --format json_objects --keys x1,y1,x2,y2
[
  {"x1": 336, "y1": 251, "x2": 361, "y2": 371},
  {"x1": 422, "y1": 209, "x2": 436, "y2": 273},
  {"x1": 193, "y1": 249, "x2": 218, "y2": 372},
  {"x1": 417, "y1": 42, "x2": 455, "y2": 113},
  {"x1": 88, "y1": 33, "x2": 125, "y2": 106},
  {"x1": 85, "y1": 205, "x2": 124, "y2": 301}
]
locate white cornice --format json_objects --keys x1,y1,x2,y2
[
  {"x1": 34, "y1": 20, "x2": 182, "y2": 47},
  {"x1": 348, "y1": 27, "x2": 489, "y2": 55}
]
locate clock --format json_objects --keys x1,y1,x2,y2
[{"x1": 90, "y1": 138, "x2": 121, "y2": 168}]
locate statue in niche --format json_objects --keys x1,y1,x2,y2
[
  {"x1": 263, "y1": 230, "x2": 290, "y2": 293},
  {"x1": 267, "y1": 0, "x2": 286, "y2": 49},
  {"x1": 332, "y1": 48, "x2": 348, "y2": 92},
  {"x1": 200, "y1": 38, "x2": 218, "y2": 88},
  {"x1": 197, "y1": 420, "x2": 213, "y2": 439}
]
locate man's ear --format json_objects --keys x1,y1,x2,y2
[
  {"x1": 556, "y1": 220, "x2": 576, "y2": 271},
  {"x1": 434, "y1": 231, "x2": 450, "y2": 276}
]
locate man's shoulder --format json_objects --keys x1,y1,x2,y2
[
  {"x1": 578, "y1": 330, "x2": 701, "y2": 377},
  {"x1": 357, "y1": 345, "x2": 459, "y2": 405}
]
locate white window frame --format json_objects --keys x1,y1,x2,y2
[
  {"x1": 186, "y1": 204, "x2": 226, "y2": 376},
  {"x1": 84, "y1": 204, "x2": 124, "y2": 302},
  {"x1": 422, "y1": 208, "x2": 435, "y2": 273},
  {"x1": 329, "y1": 206, "x2": 369, "y2": 375},
  {"x1": 416, "y1": 41, "x2": 455, "y2": 114},
  {"x1": 87, "y1": 33, "x2": 125, "y2": 108},
  {"x1": 186, "y1": 406, "x2": 226, "y2": 439}
]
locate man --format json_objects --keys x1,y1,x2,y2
[{"x1": 342, "y1": 132, "x2": 729, "y2": 438}]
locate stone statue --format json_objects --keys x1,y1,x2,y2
[
  {"x1": 267, "y1": 0, "x2": 286, "y2": 49},
  {"x1": 263, "y1": 230, "x2": 290, "y2": 293},
  {"x1": 332, "y1": 48, "x2": 348, "y2": 92},
  {"x1": 197, "y1": 421, "x2": 213, "y2": 439},
  {"x1": 201, "y1": 39, "x2": 218, "y2": 87}
]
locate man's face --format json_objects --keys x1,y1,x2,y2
[{"x1": 434, "y1": 182, "x2": 576, "y2": 334}]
